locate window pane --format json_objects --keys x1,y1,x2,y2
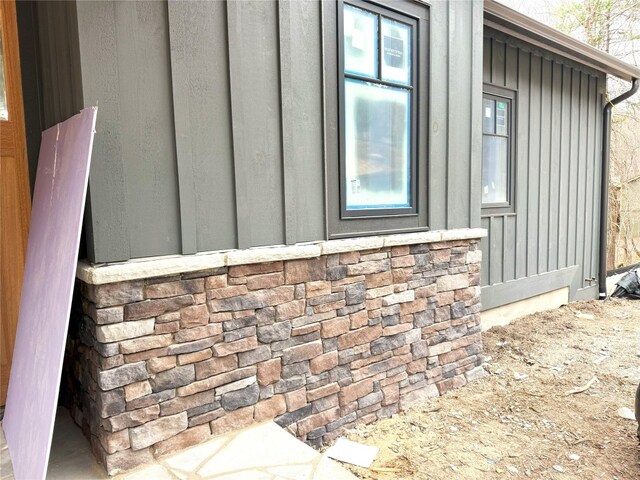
[
  {"x1": 483, "y1": 98, "x2": 494, "y2": 134},
  {"x1": 343, "y1": 5, "x2": 377, "y2": 78},
  {"x1": 345, "y1": 79, "x2": 410, "y2": 210},
  {"x1": 495, "y1": 100, "x2": 509, "y2": 135},
  {"x1": 482, "y1": 136, "x2": 508, "y2": 204},
  {"x1": 381, "y1": 18, "x2": 411, "y2": 85}
]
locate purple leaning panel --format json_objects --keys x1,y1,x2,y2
[{"x1": 3, "y1": 107, "x2": 97, "y2": 480}]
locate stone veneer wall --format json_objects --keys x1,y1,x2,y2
[{"x1": 66, "y1": 238, "x2": 484, "y2": 474}]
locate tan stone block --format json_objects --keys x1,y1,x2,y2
[
  {"x1": 291, "y1": 323, "x2": 320, "y2": 336},
  {"x1": 247, "y1": 272, "x2": 284, "y2": 290},
  {"x1": 276, "y1": 299, "x2": 305, "y2": 321},
  {"x1": 195, "y1": 354, "x2": 238, "y2": 380},
  {"x1": 124, "y1": 380, "x2": 152, "y2": 401},
  {"x1": 436, "y1": 375, "x2": 467, "y2": 395},
  {"x1": 400, "y1": 298, "x2": 428, "y2": 316},
  {"x1": 254, "y1": 394, "x2": 287, "y2": 421},
  {"x1": 285, "y1": 388, "x2": 307, "y2": 411},
  {"x1": 297, "y1": 407, "x2": 340, "y2": 436},
  {"x1": 152, "y1": 424, "x2": 211, "y2": 457},
  {"x1": 415, "y1": 284, "x2": 438, "y2": 298},
  {"x1": 103, "y1": 405, "x2": 160, "y2": 432},
  {"x1": 337, "y1": 324, "x2": 382, "y2": 350},
  {"x1": 349, "y1": 310, "x2": 368, "y2": 329},
  {"x1": 436, "y1": 274, "x2": 469, "y2": 292},
  {"x1": 257, "y1": 358, "x2": 281, "y2": 386},
  {"x1": 103, "y1": 447, "x2": 154, "y2": 476},
  {"x1": 229, "y1": 262, "x2": 283, "y2": 278},
  {"x1": 282, "y1": 341, "x2": 323, "y2": 365},
  {"x1": 381, "y1": 384, "x2": 399, "y2": 406},
  {"x1": 174, "y1": 324, "x2": 222, "y2": 343},
  {"x1": 429, "y1": 342, "x2": 452, "y2": 356},
  {"x1": 431, "y1": 249, "x2": 451, "y2": 263},
  {"x1": 147, "y1": 356, "x2": 176, "y2": 374},
  {"x1": 209, "y1": 312, "x2": 233, "y2": 323},
  {"x1": 392, "y1": 268, "x2": 413, "y2": 284},
  {"x1": 207, "y1": 285, "x2": 249, "y2": 300},
  {"x1": 177, "y1": 366, "x2": 256, "y2": 397},
  {"x1": 145, "y1": 279, "x2": 204, "y2": 299},
  {"x1": 383, "y1": 323, "x2": 412, "y2": 336},
  {"x1": 120, "y1": 334, "x2": 172, "y2": 354},
  {"x1": 129, "y1": 412, "x2": 188, "y2": 450},
  {"x1": 391, "y1": 256, "x2": 415, "y2": 268},
  {"x1": 310, "y1": 351, "x2": 338, "y2": 375},
  {"x1": 320, "y1": 316, "x2": 350, "y2": 338},
  {"x1": 124, "y1": 347, "x2": 169, "y2": 364},
  {"x1": 205, "y1": 275, "x2": 228, "y2": 289},
  {"x1": 313, "y1": 300, "x2": 345, "y2": 314},
  {"x1": 306, "y1": 280, "x2": 332, "y2": 297},
  {"x1": 155, "y1": 321, "x2": 180, "y2": 335},
  {"x1": 439, "y1": 348, "x2": 468, "y2": 365},
  {"x1": 178, "y1": 348, "x2": 213, "y2": 366},
  {"x1": 180, "y1": 304, "x2": 210, "y2": 328},
  {"x1": 97, "y1": 319, "x2": 155, "y2": 343},
  {"x1": 124, "y1": 295, "x2": 194, "y2": 321},
  {"x1": 339, "y1": 252, "x2": 360, "y2": 264},
  {"x1": 212, "y1": 336, "x2": 257, "y2": 357},
  {"x1": 284, "y1": 257, "x2": 326, "y2": 284},
  {"x1": 160, "y1": 389, "x2": 216, "y2": 416},
  {"x1": 391, "y1": 246, "x2": 410, "y2": 257},
  {"x1": 407, "y1": 358, "x2": 427, "y2": 375},
  {"x1": 210, "y1": 406, "x2": 254, "y2": 435},
  {"x1": 97, "y1": 428, "x2": 130, "y2": 454}
]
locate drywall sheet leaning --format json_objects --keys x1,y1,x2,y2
[{"x1": 3, "y1": 107, "x2": 97, "y2": 480}]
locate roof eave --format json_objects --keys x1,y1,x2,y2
[{"x1": 484, "y1": 0, "x2": 640, "y2": 82}]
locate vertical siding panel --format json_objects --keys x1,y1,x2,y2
[
  {"x1": 446, "y1": 1, "x2": 472, "y2": 228},
  {"x1": 227, "y1": 0, "x2": 285, "y2": 248},
  {"x1": 483, "y1": 36, "x2": 492, "y2": 84},
  {"x1": 537, "y1": 58, "x2": 552, "y2": 273},
  {"x1": 504, "y1": 44, "x2": 518, "y2": 90},
  {"x1": 167, "y1": 0, "x2": 237, "y2": 253},
  {"x1": 567, "y1": 69, "x2": 580, "y2": 266},
  {"x1": 480, "y1": 217, "x2": 491, "y2": 286},
  {"x1": 503, "y1": 215, "x2": 516, "y2": 281},
  {"x1": 574, "y1": 72, "x2": 589, "y2": 287},
  {"x1": 76, "y1": 0, "x2": 131, "y2": 262},
  {"x1": 592, "y1": 79, "x2": 603, "y2": 281},
  {"x1": 527, "y1": 54, "x2": 542, "y2": 277},
  {"x1": 279, "y1": 0, "x2": 325, "y2": 244},
  {"x1": 469, "y1": 0, "x2": 484, "y2": 229},
  {"x1": 582, "y1": 76, "x2": 596, "y2": 282},
  {"x1": 515, "y1": 49, "x2": 530, "y2": 280},
  {"x1": 558, "y1": 65, "x2": 572, "y2": 268},
  {"x1": 490, "y1": 216, "x2": 504, "y2": 285},
  {"x1": 548, "y1": 62, "x2": 562, "y2": 271},
  {"x1": 491, "y1": 38, "x2": 506, "y2": 86}
]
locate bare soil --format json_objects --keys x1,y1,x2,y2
[{"x1": 337, "y1": 299, "x2": 640, "y2": 479}]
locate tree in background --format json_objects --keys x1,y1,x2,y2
[{"x1": 554, "y1": 0, "x2": 640, "y2": 268}]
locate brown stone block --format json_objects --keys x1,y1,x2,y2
[
  {"x1": 276, "y1": 299, "x2": 305, "y2": 321},
  {"x1": 160, "y1": 389, "x2": 216, "y2": 416},
  {"x1": 125, "y1": 295, "x2": 194, "y2": 321},
  {"x1": 152, "y1": 424, "x2": 211, "y2": 457},
  {"x1": 180, "y1": 304, "x2": 210, "y2": 328},
  {"x1": 382, "y1": 323, "x2": 412, "y2": 336},
  {"x1": 400, "y1": 298, "x2": 427, "y2": 316},
  {"x1": 307, "y1": 382, "x2": 340, "y2": 402},
  {"x1": 229, "y1": 262, "x2": 283, "y2": 277},
  {"x1": 392, "y1": 268, "x2": 413, "y2": 284},
  {"x1": 391, "y1": 246, "x2": 410, "y2": 257},
  {"x1": 439, "y1": 348, "x2": 469, "y2": 365},
  {"x1": 212, "y1": 336, "x2": 257, "y2": 357},
  {"x1": 124, "y1": 381, "x2": 152, "y2": 401},
  {"x1": 291, "y1": 323, "x2": 320, "y2": 336},
  {"x1": 337, "y1": 324, "x2": 382, "y2": 350},
  {"x1": 247, "y1": 272, "x2": 284, "y2": 290},
  {"x1": 178, "y1": 348, "x2": 213, "y2": 366},
  {"x1": 285, "y1": 387, "x2": 307, "y2": 411},
  {"x1": 338, "y1": 379, "x2": 373, "y2": 406},
  {"x1": 103, "y1": 447, "x2": 154, "y2": 476},
  {"x1": 380, "y1": 371, "x2": 408, "y2": 386},
  {"x1": 381, "y1": 384, "x2": 399, "y2": 406},
  {"x1": 145, "y1": 279, "x2": 204, "y2": 300},
  {"x1": 349, "y1": 310, "x2": 369, "y2": 329},
  {"x1": 207, "y1": 285, "x2": 249, "y2": 301},
  {"x1": 255, "y1": 394, "x2": 287, "y2": 421},
  {"x1": 310, "y1": 351, "x2": 338, "y2": 375},
  {"x1": 257, "y1": 358, "x2": 281, "y2": 386},
  {"x1": 436, "y1": 374, "x2": 467, "y2": 395},
  {"x1": 205, "y1": 275, "x2": 227, "y2": 290},
  {"x1": 129, "y1": 412, "x2": 188, "y2": 451},
  {"x1": 97, "y1": 428, "x2": 130, "y2": 455},
  {"x1": 407, "y1": 358, "x2": 427, "y2": 375},
  {"x1": 282, "y1": 341, "x2": 323, "y2": 365},
  {"x1": 195, "y1": 354, "x2": 238, "y2": 380},
  {"x1": 177, "y1": 366, "x2": 256, "y2": 397},
  {"x1": 298, "y1": 407, "x2": 340, "y2": 436},
  {"x1": 320, "y1": 316, "x2": 350, "y2": 338},
  {"x1": 391, "y1": 256, "x2": 415, "y2": 268},
  {"x1": 306, "y1": 280, "x2": 332, "y2": 297},
  {"x1": 364, "y1": 270, "x2": 393, "y2": 288},
  {"x1": 415, "y1": 284, "x2": 437, "y2": 299},
  {"x1": 155, "y1": 321, "x2": 180, "y2": 335},
  {"x1": 124, "y1": 347, "x2": 169, "y2": 363},
  {"x1": 339, "y1": 252, "x2": 360, "y2": 264},
  {"x1": 285, "y1": 257, "x2": 326, "y2": 284},
  {"x1": 103, "y1": 405, "x2": 160, "y2": 432},
  {"x1": 437, "y1": 291, "x2": 455, "y2": 306},
  {"x1": 209, "y1": 312, "x2": 233, "y2": 323},
  {"x1": 210, "y1": 406, "x2": 254, "y2": 435},
  {"x1": 95, "y1": 280, "x2": 145, "y2": 309},
  {"x1": 314, "y1": 300, "x2": 345, "y2": 314},
  {"x1": 174, "y1": 324, "x2": 222, "y2": 343}
]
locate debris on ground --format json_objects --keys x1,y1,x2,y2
[
  {"x1": 328, "y1": 299, "x2": 640, "y2": 479},
  {"x1": 325, "y1": 438, "x2": 379, "y2": 468}
]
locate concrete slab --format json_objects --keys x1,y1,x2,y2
[{"x1": 0, "y1": 408, "x2": 356, "y2": 480}]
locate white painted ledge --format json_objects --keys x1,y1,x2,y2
[{"x1": 77, "y1": 228, "x2": 487, "y2": 285}]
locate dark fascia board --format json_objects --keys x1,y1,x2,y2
[{"x1": 484, "y1": 0, "x2": 640, "y2": 82}]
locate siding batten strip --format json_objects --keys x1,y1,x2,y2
[{"x1": 167, "y1": 1, "x2": 197, "y2": 255}]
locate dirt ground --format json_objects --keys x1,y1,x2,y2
[{"x1": 337, "y1": 298, "x2": 640, "y2": 479}]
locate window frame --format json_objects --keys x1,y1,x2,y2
[
  {"x1": 337, "y1": 0, "x2": 419, "y2": 218},
  {"x1": 481, "y1": 84, "x2": 517, "y2": 215}
]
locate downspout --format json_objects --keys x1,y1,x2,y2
[{"x1": 598, "y1": 77, "x2": 639, "y2": 299}]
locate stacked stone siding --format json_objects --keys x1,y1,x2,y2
[{"x1": 67, "y1": 239, "x2": 484, "y2": 474}]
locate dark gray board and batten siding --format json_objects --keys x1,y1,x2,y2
[
  {"x1": 480, "y1": 29, "x2": 605, "y2": 308},
  {"x1": 38, "y1": 0, "x2": 482, "y2": 264}
]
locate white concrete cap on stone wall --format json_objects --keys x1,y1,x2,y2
[{"x1": 77, "y1": 228, "x2": 487, "y2": 285}]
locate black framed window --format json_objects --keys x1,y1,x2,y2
[
  {"x1": 482, "y1": 85, "x2": 516, "y2": 213},
  {"x1": 338, "y1": 0, "x2": 418, "y2": 218}
]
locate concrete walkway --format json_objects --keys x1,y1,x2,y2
[{"x1": 1, "y1": 409, "x2": 356, "y2": 480}]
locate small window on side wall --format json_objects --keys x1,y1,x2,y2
[
  {"x1": 339, "y1": 0, "x2": 418, "y2": 217},
  {"x1": 482, "y1": 86, "x2": 516, "y2": 214}
]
